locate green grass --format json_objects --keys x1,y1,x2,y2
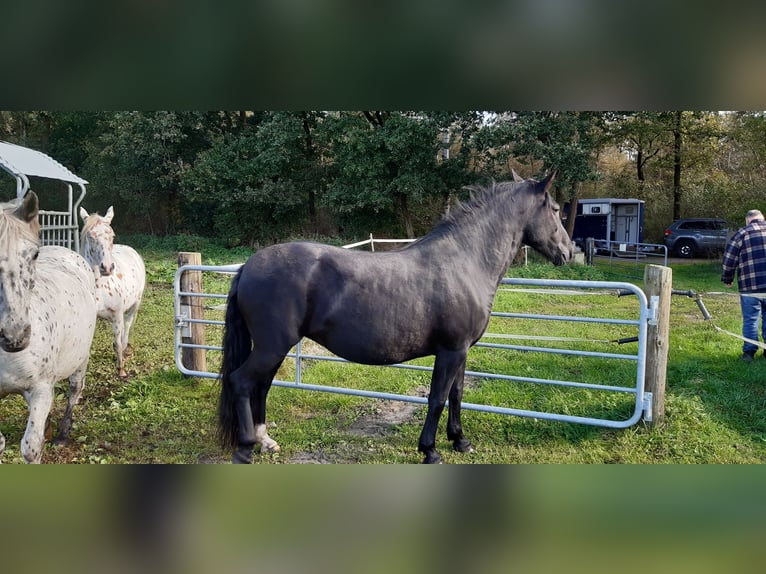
[{"x1": 1, "y1": 237, "x2": 764, "y2": 463}]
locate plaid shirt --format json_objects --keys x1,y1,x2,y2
[{"x1": 721, "y1": 220, "x2": 766, "y2": 293}]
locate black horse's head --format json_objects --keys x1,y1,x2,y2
[{"x1": 521, "y1": 173, "x2": 574, "y2": 266}]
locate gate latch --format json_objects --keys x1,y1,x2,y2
[
  {"x1": 647, "y1": 295, "x2": 659, "y2": 326},
  {"x1": 177, "y1": 305, "x2": 191, "y2": 338}
]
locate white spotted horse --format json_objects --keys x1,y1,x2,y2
[
  {"x1": 79, "y1": 205, "x2": 146, "y2": 380},
  {"x1": 218, "y1": 173, "x2": 575, "y2": 464},
  {"x1": 0, "y1": 191, "x2": 98, "y2": 463}
]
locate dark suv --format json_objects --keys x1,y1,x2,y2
[{"x1": 663, "y1": 218, "x2": 730, "y2": 258}]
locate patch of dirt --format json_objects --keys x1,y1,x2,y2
[
  {"x1": 346, "y1": 385, "x2": 428, "y2": 437},
  {"x1": 197, "y1": 453, "x2": 230, "y2": 464},
  {"x1": 287, "y1": 450, "x2": 336, "y2": 464},
  {"x1": 283, "y1": 384, "x2": 431, "y2": 463},
  {"x1": 285, "y1": 367, "x2": 481, "y2": 463}
]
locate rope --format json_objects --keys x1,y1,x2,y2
[
  {"x1": 707, "y1": 323, "x2": 766, "y2": 350},
  {"x1": 674, "y1": 289, "x2": 766, "y2": 351}
]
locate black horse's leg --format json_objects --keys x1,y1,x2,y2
[
  {"x1": 249, "y1": 361, "x2": 284, "y2": 454},
  {"x1": 446, "y1": 359, "x2": 474, "y2": 454},
  {"x1": 418, "y1": 349, "x2": 467, "y2": 464},
  {"x1": 229, "y1": 347, "x2": 287, "y2": 462},
  {"x1": 230, "y1": 367, "x2": 257, "y2": 464}
]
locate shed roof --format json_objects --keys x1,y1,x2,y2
[
  {"x1": 578, "y1": 198, "x2": 644, "y2": 205},
  {"x1": 0, "y1": 140, "x2": 88, "y2": 185}
]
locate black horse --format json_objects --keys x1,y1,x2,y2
[{"x1": 219, "y1": 173, "x2": 574, "y2": 463}]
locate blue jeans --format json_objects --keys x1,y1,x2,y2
[{"x1": 740, "y1": 295, "x2": 766, "y2": 355}]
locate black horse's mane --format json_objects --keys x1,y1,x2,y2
[
  {"x1": 449, "y1": 180, "x2": 519, "y2": 222},
  {"x1": 408, "y1": 180, "x2": 523, "y2": 248}
]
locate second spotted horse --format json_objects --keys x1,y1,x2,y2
[{"x1": 79, "y1": 206, "x2": 146, "y2": 380}]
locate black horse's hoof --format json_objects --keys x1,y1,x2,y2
[
  {"x1": 52, "y1": 435, "x2": 70, "y2": 447},
  {"x1": 452, "y1": 438, "x2": 474, "y2": 453},
  {"x1": 421, "y1": 452, "x2": 442, "y2": 464},
  {"x1": 232, "y1": 448, "x2": 253, "y2": 464}
]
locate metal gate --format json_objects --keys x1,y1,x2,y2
[
  {"x1": 174, "y1": 264, "x2": 655, "y2": 429},
  {"x1": 38, "y1": 207, "x2": 81, "y2": 250}
]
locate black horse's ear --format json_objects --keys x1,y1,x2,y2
[
  {"x1": 15, "y1": 191, "x2": 39, "y2": 224},
  {"x1": 541, "y1": 171, "x2": 557, "y2": 195}
]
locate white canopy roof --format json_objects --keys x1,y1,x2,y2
[{"x1": 0, "y1": 140, "x2": 88, "y2": 197}]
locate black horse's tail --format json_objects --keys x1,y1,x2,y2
[{"x1": 218, "y1": 267, "x2": 251, "y2": 451}]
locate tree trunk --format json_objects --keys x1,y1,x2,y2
[
  {"x1": 566, "y1": 197, "x2": 579, "y2": 239},
  {"x1": 398, "y1": 193, "x2": 415, "y2": 239},
  {"x1": 301, "y1": 112, "x2": 318, "y2": 228},
  {"x1": 444, "y1": 191, "x2": 455, "y2": 216},
  {"x1": 565, "y1": 182, "x2": 581, "y2": 239},
  {"x1": 672, "y1": 111, "x2": 683, "y2": 221}
]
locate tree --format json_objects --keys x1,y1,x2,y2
[
  {"x1": 607, "y1": 111, "x2": 724, "y2": 222},
  {"x1": 83, "y1": 111, "x2": 221, "y2": 234},
  {"x1": 605, "y1": 111, "x2": 668, "y2": 183},
  {"x1": 429, "y1": 110, "x2": 487, "y2": 210},
  {"x1": 3, "y1": 109, "x2": 754, "y2": 247},
  {"x1": 693, "y1": 111, "x2": 766, "y2": 225},
  {"x1": 0, "y1": 111, "x2": 54, "y2": 149},
  {"x1": 180, "y1": 111, "x2": 325, "y2": 245},
  {"x1": 724, "y1": 112, "x2": 766, "y2": 193},
  {"x1": 46, "y1": 112, "x2": 107, "y2": 175},
  {"x1": 320, "y1": 111, "x2": 450, "y2": 238},
  {"x1": 485, "y1": 112, "x2": 606, "y2": 236}
]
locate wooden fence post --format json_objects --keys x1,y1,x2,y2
[
  {"x1": 585, "y1": 237, "x2": 594, "y2": 266},
  {"x1": 643, "y1": 264, "x2": 672, "y2": 427},
  {"x1": 178, "y1": 251, "x2": 206, "y2": 376}
]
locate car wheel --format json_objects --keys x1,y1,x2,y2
[{"x1": 675, "y1": 239, "x2": 696, "y2": 258}]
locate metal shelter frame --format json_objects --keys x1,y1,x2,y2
[{"x1": 0, "y1": 140, "x2": 88, "y2": 252}]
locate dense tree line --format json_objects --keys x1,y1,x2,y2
[{"x1": 1, "y1": 111, "x2": 765, "y2": 246}]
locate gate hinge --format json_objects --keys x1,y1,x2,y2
[{"x1": 642, "y1": 391, "x2": 653, "y2": 422}]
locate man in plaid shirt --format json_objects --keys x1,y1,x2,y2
[{"x1": 722, "y1": 209, "x2": 766, "y2": 362}]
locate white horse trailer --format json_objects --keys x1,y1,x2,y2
[{"x1": 0, "y1": 140, "x2": 88, "y2": 252}]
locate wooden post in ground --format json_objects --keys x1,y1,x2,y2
[
  {"x1": 178, "y1": 251, "x2": 206, "y2": 376},
  {"x1": 585, "y1": 237, "x2": 594, "y2": 266},
  {"x1": 643, "y1": 264, "x2": 672, "y2": 427}
]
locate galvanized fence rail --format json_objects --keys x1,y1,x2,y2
[
  {"x1": 174, "y1": 265, "x2": 654, "y2": 429},
  {"x1": 585, "y1": 238, "x2": 668, "y2": 279},
  {"x1": 340, "y1": 234, "x2": 416, "y2": 251}
]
